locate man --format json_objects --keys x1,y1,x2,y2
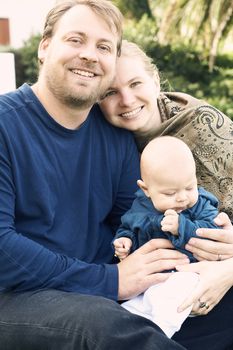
[{"x1": 0, "y1": 1, "x2": 186, "y2": 349}]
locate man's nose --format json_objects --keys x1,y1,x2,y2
[{"x1": 78, "y1": 45, "x2": 98, "y2": 62}]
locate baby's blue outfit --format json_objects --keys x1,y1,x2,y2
[{"x1": 114, "y1": 187, "x2": 219, "y2": 262}]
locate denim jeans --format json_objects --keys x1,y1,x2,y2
[{"x1": 0, "y1": 289, "x2": 185, "y2": 350}]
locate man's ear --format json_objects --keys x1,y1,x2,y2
[
  {"x1": 137, "y1": 179, "x2": 150, "y2": 197},
  {"x1": 38, "y1": 38, "x2": 50, "y2": 64}
]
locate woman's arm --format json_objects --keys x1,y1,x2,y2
[
  {"x1": 185, "y1": 212, "x2": 233, "y2": 261},
  {"x1": 176, "y1": 257, "x2": 233, "y2": 314},
  {"x1": 176, "y1": 212, "x2": 233, "y2": 314}
]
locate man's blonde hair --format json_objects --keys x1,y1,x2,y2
[{"x1": 42, "y1": 0, "x2": 123, "y2": 55}]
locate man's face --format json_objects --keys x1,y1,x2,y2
[{"x1": 38, "y1": 4, "x2": 118, "y2": 108}]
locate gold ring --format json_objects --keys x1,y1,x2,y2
[
  {"x1": 205, "y1": 303, "x2": 210, "y2": 310},
  {"x1": 217, "y1": 254, "x2": 222, "y2": 261},
  {"x1": 199, "y1": 301, "x2": 206, "y2": 308}
]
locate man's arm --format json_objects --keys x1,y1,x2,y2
[
  {"x1": 0, "y1": 124, "x2": 140, "y2": 300},
  {"x1": 0, "y1": 216, "x2": 118, "y2": 299}
]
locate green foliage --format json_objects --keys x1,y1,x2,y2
[
  {"x1": 113, "y1": 0, "x2": 152, "y2": 19},
  {"x1": 123, "y1": 15, "x2": 157, "y2": 47},
  {"x1": 13, "y1": 34, "x2": 41, "y2": 86}
]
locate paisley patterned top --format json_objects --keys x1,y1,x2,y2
[{"x1": 135, "y1": 92, "x2": 233, "y2": 220}]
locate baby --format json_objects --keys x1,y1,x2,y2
[{"x1": 114, "y1": 136, "x2": 219, "y2": 337}]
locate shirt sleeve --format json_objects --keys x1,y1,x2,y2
[
  {"x1": 169, "y1": 197, "x2": 219, "y2": 249},
  {"x1": 113, "y1": 194, "x2": 156, "y2": 252},
  {"x1": 0, "y1": 131, "x2": 120, "y2": 300}
]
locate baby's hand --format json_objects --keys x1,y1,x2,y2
[
  {"x1": 161, "y1": 209, "x2": 179, "y2": 235},
  {"x1": 114, "y1": 237, "x2": 132, "y2": 260}
]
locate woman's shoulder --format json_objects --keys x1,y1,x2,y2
[{"x1": 161, "y1": 91, "x2": 205, "y2": 110}]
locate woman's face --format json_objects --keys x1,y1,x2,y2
[{"x1": 99, "y1": 55, "x2": 161, "y2": 133}]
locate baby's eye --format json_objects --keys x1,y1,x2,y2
[{"x1": 164, "y1": 192, "x2": 175, "y2": 197}]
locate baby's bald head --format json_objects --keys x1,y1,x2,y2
[{"x1": 140, "y1": 136, "x2": 196, "y2": 186}]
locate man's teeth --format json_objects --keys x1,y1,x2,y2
[
  {"x1": 121, "y1": 107, "x2": 141, "y2": 118},
  {"x1": 72, "y1": 69, "x2": 94, "y2": 77}
]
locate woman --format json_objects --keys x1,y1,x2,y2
[
  {"x1": 99, "y1": 40, "x2": 233, "y2": 349},
  {"x1": 100, "y1": 40, "x2": 233, "y2": 221}
]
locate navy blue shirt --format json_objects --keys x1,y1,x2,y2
[
  {"x1": 114, "y1": 187, "x2": 219, "y2": 262},
  {"x1": 0, "y1": 84, "x2": 140, "y2": 299}
]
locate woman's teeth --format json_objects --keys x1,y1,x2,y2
[{"x1": 121, "y1": 107, "x2": 142, "y2": 118}]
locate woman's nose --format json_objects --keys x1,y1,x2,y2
[{"x1": 119, "y1": 91, "x2": 136, "y2": 107}]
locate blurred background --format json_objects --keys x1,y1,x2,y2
[{"x1": 0, "y1": 0, "x2": 233, "y2": 118}]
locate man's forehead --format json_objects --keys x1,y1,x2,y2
[{"x1": 55, "y1": 4, "x2": 118, "y2": 42}]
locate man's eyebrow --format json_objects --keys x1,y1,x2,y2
[
  {"x1": 63, "y1": 31, "x2": 115, "y2": 45},
  {"x1": 63, "y1": 31, "x2": 85, "y2": 39}
]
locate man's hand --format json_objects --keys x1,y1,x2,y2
[
  {"x1": 161, "y1": 209, "x2": 179, "y2": 235},
  {"x1": 117, "y1": 238, "x2": 190, "y2": 300}
]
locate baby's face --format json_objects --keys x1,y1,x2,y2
[{"x1": 146, "y1": 172, "x2": 199, "y2": 213}]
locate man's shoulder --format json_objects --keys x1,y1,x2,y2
[
  {"x1": 90, "y1": 104, "x2": 135, "y2": 141},
  {"x1": 0, "y1": 84, "x2": 31, "y2": 119}
]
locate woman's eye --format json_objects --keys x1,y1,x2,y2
[
  {"x1": 131, "y1": 81, "x2": 141, "y2": 88},
  {"x1": 104, "y1": 90, "x2": 116, "y2": 98}
]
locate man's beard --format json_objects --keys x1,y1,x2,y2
[
  {"x1": 53, "y1": 87, "x2": 100, "y2": 109},
  {"x1": 45, "y1": 66, "x2": 114, "y2": 109}
]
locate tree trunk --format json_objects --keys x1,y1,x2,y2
[
  {"x1": 208, "y1": 1, "x2": 233, "y2": 71},
  {"x1": 157, "y1": 0, "x2": 178, "y2": 45}
]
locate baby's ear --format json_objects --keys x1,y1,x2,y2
[{"x1": 137, "y1": 179, "x2": 150, "y2": 197}]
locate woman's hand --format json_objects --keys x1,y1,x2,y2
[
  {"x1": 185, "y1": 212, "x2": 233, "y2": 261},
  {"x1": 176, "y1": 213, "x2": 233, "y2": 315},
  {"x1": 176, "y1": 258, "x2": 233, "y2": 315},
  {"x1": 117, "y1": 238, "x2": 190, "y2": 300}
]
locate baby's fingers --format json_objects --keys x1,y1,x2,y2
[
  {"x1": 161, "y1": 223, "x2": 173, "y2": 232},
  {"x1": 164, "y1": 209, "x2": 178, "y2": 216}
]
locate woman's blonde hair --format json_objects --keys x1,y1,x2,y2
[
  {"x1": 120, "y1": 40, "x2": 160, "y2": 85},
  {"x1": 42, "y1": 0, "x2": 123, "y2": 55}
]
